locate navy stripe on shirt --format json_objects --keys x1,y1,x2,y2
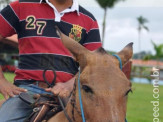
[
  {"x1": 79, "y1": 6, "x2": 96, "y2": 21},
  {"x1": 19, "y1": 0, "x2": 45, "y2": 3},
  {"x1": 84, "y1": 29, "x2": 101, "y2": 44},
  {"x1": 1, "y1": 5, "x2": 20, "y2": 33},
  {"x1": 19, "y1": 19, "x2": 59, "y2": 38},
  {"x1": 19, "y1": 20, "x2": 87, "y2": 44},
  {"x1": 18, "y1": 54, "x2": 79, "y2": 75}
]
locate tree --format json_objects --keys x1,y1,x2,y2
[
  {"x1": 96, "y1": 0, "x2": 125, "y2": 47},
  {"x1": 144, "y1": 41, "x2": 163, "y2": 63},
  {"x1": 0, "y1": 0, "x2": 11, "y2": 10},
  {"x1": 137, "y1": 16, "x2": 149, "y2": 59}
]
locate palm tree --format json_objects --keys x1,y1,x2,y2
[
  {"x1": 152, "y1": 41, "x2": 163, "y2": 60},
  {"x1": 137, "y1": 16, "x2": 149, "y2": 59},
  {"x1": 96, "y1": 0, "x2": 125, "y2": 46},
  {"x1": 144, "y1": 41, "x2": 163, "y2": 66}
]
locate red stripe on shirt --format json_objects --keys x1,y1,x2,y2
[
  {"x1": 19, "y1": 37, "x2": 72, "y2": 56},
  {"x1": 14, "y1": 69, "x2": 74, "y2": 83},
  {"x1": 19, "y1": 3, "x2": 55, "y2": 20},
  {"x1": 83, "y1": 42, "x2": 102, "y2": 51},
  {"x1": 62, "y1": 12, "x2": 98, "y2": 32},
  {"x1": 0, "y1": 14, "x2": 16, "y2": 37},
  {"x1": 79, "y1": 13, "x2": 99, "y2": 32}
]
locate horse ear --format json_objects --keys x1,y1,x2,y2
[
  {"x1": 113, "y1": 43, "x2": 133, "y2": 67},
  {"x1": 55, "y1": 26, "x2": 89, "y2": 67}
]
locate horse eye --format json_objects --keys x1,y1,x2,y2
[
  {"x1": 125, "y1": 89, "x2": 132, "y2": 96},
  {"x1": 82, "y1": 85, "x2": 93, "y2": 94}
]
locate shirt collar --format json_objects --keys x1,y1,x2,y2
[
  {"x1": 40, "y1": 0, "x2": 79, "y2": 15},
  {"x1": 40, "y1": 0, "x2": 46, "y2": 3}
]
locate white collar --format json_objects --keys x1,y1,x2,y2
[{"x1": 39, "y1": 0, "x2": 79, "y2": 15}]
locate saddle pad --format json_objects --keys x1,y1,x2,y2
[{"x1": 19, "y1": 92, "x2": 37, "y2": 104}]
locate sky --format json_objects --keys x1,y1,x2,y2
[{"x1": 78, "y1": 0, "x2": 163, "y2": 54}]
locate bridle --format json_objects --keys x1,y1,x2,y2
[
  {"x1": 43, "y1": 54, "x2": 123, "y2": 122},
  {"x1": 43, "y1": 67, "x2": 73, "y2": 122},
  {"x1": 112, "y1": 54, "x2": 123, "y2": 70},
  {"x1": 70, "y1": 76, "x2": 82, "y2": 121},
  {"x1": 43, "y1": 67, "x2": 84, "y2": 122},
  {"x1": 69, "y1": 54, "x2": 123, "y2": 122},
  {"x1": 64, "y1": 68, "x2": 85, "y2": 122},
  {"x1": 70, "y1": 54, "x2": 123, "y2": 122}
]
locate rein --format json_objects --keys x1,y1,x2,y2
[
  {"x1": 43, "y1": 67, "x2": 84, "y2": 122},
  {"x1": 43, "y1": 68, "x2": 72, "y2": 122}
]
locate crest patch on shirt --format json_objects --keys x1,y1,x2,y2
[{"x1": 69, "y1": 24, "x2": 83, "y2": 42}]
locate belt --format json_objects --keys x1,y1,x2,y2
[
  {"x1": 14, "y1": 80, "x2": 50, "y2": 89},
  {"x1": 33, "y1": 81, "x2": 50, "y2": 88}
]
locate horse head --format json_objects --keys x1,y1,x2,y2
[{"x1": 55, "y1": 27, "x2": 133, "y2": 122}]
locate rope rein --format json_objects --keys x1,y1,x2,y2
[{"x1": 43, "y1": 68, "x2": 73, "y2": 122}]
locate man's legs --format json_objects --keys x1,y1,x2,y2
[
  {"x1": 0, "y1": 95, "x2": 32, "y2": 122},
  {"x1": 0, "y1": 84, "x2": 52, "y2": 122}
]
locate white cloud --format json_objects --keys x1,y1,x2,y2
[
  {"x1": 78, "y1": 0, "x2": 99, "y2": 7},
  {"x1": 79, "y1": 0, "x2": 163, "y2": 7},
  {"x1": 117, "y1": 0, "x2": 163, "y2": 7},
  {"x1": 78, "y1": 0, "x2": 163, "y2": 54}
]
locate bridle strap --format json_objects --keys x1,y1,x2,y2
[
  {"x1": 58, "y1": 96, "x2": 73, "y2": 122},
  {"x1": 112, "y1": 54, "x2": 123, "y2": 70},
  {"x1": 77, "y1": 68, "x2": 86, "y2": 122},
  {"x1": 43, "y1": 67, "x2": 73, "y2": 122},
  {"x1": 60, "y1": 68, "x2": 85, "y2": 122}
]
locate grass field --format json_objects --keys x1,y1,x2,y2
[
  {"x1": 0, "y1": 72, "x2": 16, "y2": 99},
  {"x1": 127, "y1": 83, "x2": 163, "y2": 122},
  {"x1": 0, "y1": 73, "x2": 163, "y2": 121}
]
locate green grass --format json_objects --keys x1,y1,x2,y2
[
  {"x1": 0, "y1": 72, "x2": 15, "y2": 99},
  {"x1": 127, "y1": 83, "x2": 163, "y2": 122},
  {"x1": 1, "y1": 73, "x2": 163, "y2": 121},
  {"x1": 3, "y1": 72, "x2": 15, "y2": 83}
]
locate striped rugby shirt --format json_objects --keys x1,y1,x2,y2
[{"x1": 0, "y1": 0, "x2": 102, "y2": 83}]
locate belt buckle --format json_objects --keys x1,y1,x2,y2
[
  {"x1": 35, "y1": 81, "x2": 39, "y2": 86},
  {"x1": 37, "y1": 81, "x2": 49, "y2": 89}
]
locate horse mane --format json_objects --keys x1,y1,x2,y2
[{"x1": 95, "y1": 47, "x2": 108, "y2": 54}]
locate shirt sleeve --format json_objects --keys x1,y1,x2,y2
[
  {"x1": 0, "y1": 1, "x2": 20, "y2": 38},
  {"x1": 83, "y1": 19, "x2": 102, "y2": 51}
]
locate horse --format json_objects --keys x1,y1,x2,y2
[{"x1": 48, "y1": 27, "x2": 133, "y2": 122}]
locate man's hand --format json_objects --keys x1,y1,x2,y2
[
  {"x1": 0, "y1": 79, "x2": 27, "y2": 100},
  {"x1": 45, "y1": 76, "x2": 75, "y2": 98},
  {"x1": 0, "y1": 67, "x2": 27, "y2": 100}
]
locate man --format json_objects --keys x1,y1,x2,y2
[{"x1": 0, "y1": 0, "x2": 102, "y2": 121}]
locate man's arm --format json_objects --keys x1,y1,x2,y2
[{"x1": 0, "y1": 35, "x2": 27, "y2": 100}]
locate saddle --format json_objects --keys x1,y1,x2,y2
[{"x1": 19, "y1": 92, "x2": 62, "y2": 122}]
